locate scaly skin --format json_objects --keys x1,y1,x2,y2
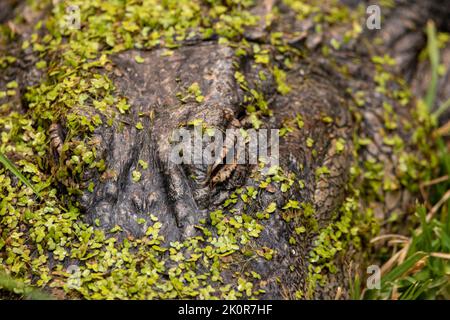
[{"x1": 0, "y1": 0, "x2": 446, "y2": 299}]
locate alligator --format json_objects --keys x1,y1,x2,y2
[{"x1": 0, "y1": 0, "x2": 448, "y2": 299}]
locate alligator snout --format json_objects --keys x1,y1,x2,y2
[{"x1": 73, "y1": 43, "x2": 245, "y2": 239}]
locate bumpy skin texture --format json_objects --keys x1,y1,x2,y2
[
  {"x1": 375, "y1": 0, "x2": 450, "y2": 122},
  {"x1": 76, "y1": 0, "x2": 422, "y2": 237},
  {"x1": 68, "y1": 2, "x2": 430, "y2": 298},
  {"x1": 0, "y1": 0, "x2": 447, "y2": 299},
  {"x1": 74, "y1": 44, "x2": 353, "y2": 298},
  {"x1": 74, "y1": 42, "x2": 358, "y2": 297},
  {"x1": 79, "y1": 44, "x2": 241, "y2": 240},
  {"x1": 0, "y1": 1, "x2": 46, "y2": 111},
  {"x1": 0, "y1": 0, "x2": 22, "y2": 24},
  {"x1": 377, "y1": 0, "x2": 449, "y2": 77}
]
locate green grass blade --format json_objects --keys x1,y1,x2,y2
[
  {"x1": 436, "y1": 138, "x2": 450, "y2": 179},
  {"x1": 418, "y1": 205, "x2": 433, "y2": 251},
  {"x1": 432, "y1": 98, "x2": 450, "y2": 119},
  {"x1": 398, "y1": 281, "x2": 419, "y2": 300},
  {"x1": 425, "y1": 21, "x2": 439, "y2": 111},
  {"x1": 0, "y1": 152, "x2": 40, "y2": 197},
  {"x1": 381, "y1": 252, "x2": 427, "y2": 286},
  {"x1": 446, "y1": 200, "x2": 450, "y2": 239},
  {"x1": 350, "y1": 274, "x2": 362, "y2": 300},
  {"x1": 399, "y1": 280, "x2": 432, "y2": 300}
]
